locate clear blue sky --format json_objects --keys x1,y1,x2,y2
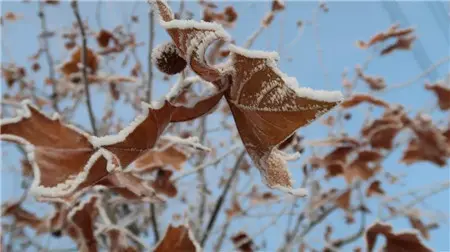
[{"x1": 1, "y1": 1, "x2": 449, "y2": 251}]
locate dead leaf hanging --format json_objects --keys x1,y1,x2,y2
[
  {"x1": 67, "y1": 194, "x2": 101, "y2": 252},
  {"x1": 153, "y1": 223, "x2": 201, "y2": 252},
  {"x1": 365, "y1": 222, "x2": 432, "y2": 252},
  {"x1": 425, "y1": 82, "x2": 450, "y2": 111},
  {"x1": 225, "y1": 45, "x2": 342, "y2": 189}
]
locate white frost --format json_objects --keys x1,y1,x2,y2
[{"x1": 229, "y1": 44, "x2": 280, "y2": 61}]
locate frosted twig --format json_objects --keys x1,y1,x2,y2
[
  {"x1": 71, "y1": 0, "x2": 98, "y2": 136},
  {"x1": 171, "y1": 144, "x2": 242, "y2": 182}
]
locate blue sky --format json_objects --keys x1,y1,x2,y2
[{"x1": 1, "y1": 0, "x2": 449, "y2": 251}]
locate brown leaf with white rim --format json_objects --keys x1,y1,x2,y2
[
  {"x1": 365, "y1": 222, "x2": 432, "y2": 252},
  {"x1": 68, "y1": 194, "x2": 101, "y2": 252},
  {"x1": 0, "y1": 100, "x2": 115, "y2": 199},
  {"x1": 225, "y1": 45, "x2": 342, "y2": 189},
  {"x1": 105, "y1": 227, "x2": 138, "y2": 252},
  {"x1": 153, "y1": 223, "x2": 201, "y2": 252}
]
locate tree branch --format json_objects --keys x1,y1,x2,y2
[
  {"x1": 71, "y1": 0, "x2": 98, "y2": 136},
  {"x1": 146, "y1": 8, "x2": 155, "y2": 102},
  {"x1": 200, "y1": 150, "x2": 246, "y2": 246}
]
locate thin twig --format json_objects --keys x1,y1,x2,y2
[
  {"x1": 146, "y1": 8, "x2": 155, "y2": 102},
  {"x1": 150, "y1": 202, "x2": 160, "y2": 242},
  {"x1": 38, "y1": 1, "x2": 59, "y2": 112},
  {"x1": 200, "y1": 150, "x2": 246, "y2": 246},
  {"x1": 71, "y1": 0, "x2": 98, "y2": 136}
]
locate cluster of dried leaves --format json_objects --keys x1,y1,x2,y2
[{"x1": 1, "y1": 0, "x2": 448, "y2": 251}]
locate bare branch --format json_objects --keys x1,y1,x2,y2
[{"x1": 71, "y1": 0, "x2": 98, "y2": 136}]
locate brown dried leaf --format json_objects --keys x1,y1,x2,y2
[
  {"x1": 335, "y1": 189, "x2": 351, "y2": 211},
  {"x1": 408, "y1": 216, "x2": 430, "y2": 240},
  {"x1": 341, "y1": 94, "x2": 389, "y2": 108},
  {"x1": 366, "y1": 180, "x2": 385, "y2": 197},
  {"x1": 153, "y1": 223, "x2": 200, "y2": 252},
  {"x1": 0, "y1": 101, "x2": 112, "y2": 199},
  {"x1": 99, "y1": 173, "x2": 158, "y2": 200},
  {"x1": 232, "y1": 232, "x2": 254, "y2": 252},
  {"x1": 151, "y1": 168, "x2": 177, "y2": 197},
  {"x1": 425, "y1": 82, "x2": 450, "y2": 110},
  {"x1": 97, "y1": 29, "x2": 114, "y2": 48},
  {"x1": 60, "y1": 47, "x2": 99, "y2": 77},
  {"x1": 356, "y1": 68, "x2": 386, "y2": 90},
  {"x1": 357, "y1": 24, "x2": 414, "y2": 49},
  {"x1": 226, "y1": 199, "x2": 243, "y2": 219},
  {"x1": 365, "y1": 222, "x2": 431, "y2": 252},
  {"x1": 2, "y1": 200, "x2": 45, "y2": 230},
  {"x1": 401, "y1": 114, "x2": 450, "y2": 167},
  {"x1": 381, "y1": 36, "x2": 416, "y2": 55},
  {"x1": 68, "y1": 195, "x2": 100, "y2": 252},
  {"x1": 106, "y1": 227, "x2": 138, "y2": 252},
  {"x1": 226, "y1": 46, "x2": 341, "y2": 188},
  {"x1": 134, "y1": 143, "x2": 189, "y2": 173},
  {"x1": 272, "y1": 0, "x2": 285, "y2": 11}
]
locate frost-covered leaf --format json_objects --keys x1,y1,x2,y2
[
  {"x1": 365, "y1": 222, "x2": 432, "y2": 252},
  {"x1": 0, "y1": 101, "x2": 115, "y2": 199},
  {"x1": 105, "y1": 227, "x2": 138, "y2": 252},
  {"x1": 152, "y1": 0, "x2": 231, "y2": 83},
  {"x1": 226, "y1": 45, "x2": 342, "y2": 189},
  {"x1": 67, "y1": 194, "x2": 101, "y2": 252},
  {"x1": 98, "y1": 173, "x2": 158, "y2": 201},
  {"x1": 153, "y1": 223, "x2": 201, "y2": 252},
  {"x1": 133, "y1": 140, "x2": 190, "y2": 173}
]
